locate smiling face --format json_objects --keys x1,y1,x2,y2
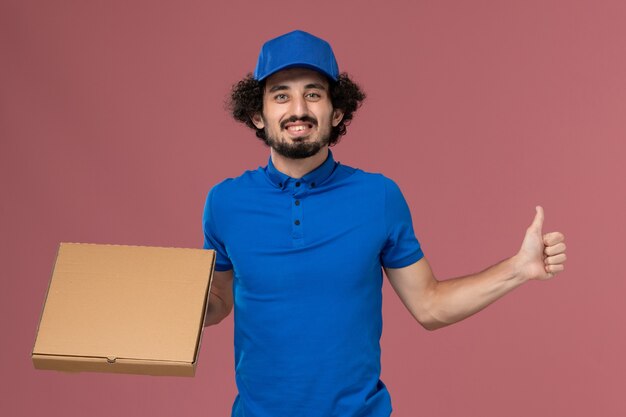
[{"x1": 251, "y1": 67, "x2": 344, "y2": 159}]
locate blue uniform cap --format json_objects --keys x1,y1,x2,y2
[{"x1": 253, "y1": 30, "x2": 340, "y2": 82}]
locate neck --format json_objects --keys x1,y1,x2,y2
[{"x1": 270, "y1": 146, "x2": 329, "y2": 179}]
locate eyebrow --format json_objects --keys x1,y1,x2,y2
[{"x1": 268, "y1": 83, "x2": 327, "y2": 93}]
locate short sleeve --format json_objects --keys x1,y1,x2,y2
[
  {"x1": 202, "y1": 186, "x2": 233, "y2": 271},
  {"x1": 380, "y1": 178, "x2": 424, "y2": 268}
]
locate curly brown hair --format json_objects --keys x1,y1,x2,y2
[{"x1": 227, "y1": 72, "x2": 366, "y2": 146}]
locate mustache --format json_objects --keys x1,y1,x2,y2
[{"x1": 281, "y1": 116, "x2": 317, "y2": 129}]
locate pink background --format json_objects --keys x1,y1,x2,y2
[{"x1": 2, "y1": 0, "x2": 624, "y2": 416}]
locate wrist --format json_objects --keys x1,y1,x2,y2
[{"x1": 508, "y1": 253, "x2": 531, "y2": 284}]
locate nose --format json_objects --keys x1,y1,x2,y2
[{"x1": 289, "y1": 94, "x2": 309, "y2": 118}]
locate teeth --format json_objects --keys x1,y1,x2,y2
[{"x1": 289, "y1": 125, "x2": 307, "y2": 131}]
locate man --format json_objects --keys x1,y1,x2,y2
[{"x1": 202, "y1": 30, "x2": 567, "y2": 417}]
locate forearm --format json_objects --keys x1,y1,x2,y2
[
  {"x1": 388, "y1": 207, "x2": 566, "y2": 331},
  {"x1": 425, "y1": 255, "x2": 526, "y2": 330},
  {"x1": 203, "y1": 291, "x2": 232, "y2": 327}
]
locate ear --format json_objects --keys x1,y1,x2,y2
[
  {"x1": 331, "y1": 108, "x2": 344, "y2": 127},
  {"x1": 251, "y1": 113, "x2": 265, "y2": 129}
]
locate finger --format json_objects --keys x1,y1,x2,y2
[
  {"x1": 530, "y1": 205, "x2": 544, "y2": 232},
  {"x1": 543, "y1": 231, "x2": 565, "y2": 246},
  {"x1": 545, "y1": 264, "x2": 565, "y2": 273},
  {"x1": 545, "y1": 242, "x2": 566, "y2": 256},
  {"x1": 544, "y1": 253, "x2": 567, "y2": 265}
]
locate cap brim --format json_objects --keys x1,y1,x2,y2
[{"x1": 255, "y1": 63, "x2": 338, "y2": 82}]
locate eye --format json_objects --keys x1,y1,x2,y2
[
  {"x1": 274, "y1": 94, "x2": 288, "y2": 102},
  {"x1": 305, "y1": 92, "x2": 321, "y2": 100}
]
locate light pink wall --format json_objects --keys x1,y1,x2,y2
[{"x1": 2, "y1": 1, "x2": 624, "y2": 416}]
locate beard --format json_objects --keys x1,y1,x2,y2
[
  {"x1": 265, "y1": 133, "x2": 329, "y2": 159},
  {"x1": 263, "y1": 116, "x2": 331, "y2": 159}
]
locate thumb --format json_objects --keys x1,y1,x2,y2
[{"x1": 529, "y1": 205, "x2": 544, "y2": 232}]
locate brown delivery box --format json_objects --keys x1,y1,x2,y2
[{"x1": 32, "y1": 243, "x2": 215, "y2": 377}]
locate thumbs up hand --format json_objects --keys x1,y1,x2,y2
[{"x1": 515, "y1": 206, "x2": 567, "y2": 281}]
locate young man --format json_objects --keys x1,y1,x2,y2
[{"x1": 202, "y1": 30, "x2": 567, "y2": 417}]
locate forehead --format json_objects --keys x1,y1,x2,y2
[{"x1": 264, "y1": 67, "x2": 329, "y2": 90}]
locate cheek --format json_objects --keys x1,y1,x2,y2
[
  {"x1": 261, "y1": 112, "x2": 280, "y2": 130},
  {"x1": 261, "y1": 102, "x2": 281, "y2": 125},
  {"x1": 315, "y1": 105, "x2": 335, "y2": 125}
]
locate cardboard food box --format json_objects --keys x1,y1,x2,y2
[{"x1": 32, "y1": 243, "x2": 215, "y2": 377}]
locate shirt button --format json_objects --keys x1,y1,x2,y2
[
  {"x1": 295, "y1": 181, "x2": 301, "y2": 187},
  {"x1": 295, "y1": 200, "x2": 300, "y2": 206},
  {"x1": 279, "y1": 182, "x2": 283, "y2": 187},
  {"x1": 310, "y1": 182, "x2": 316, "y2": 188},
  {"x1": 294, "y1": 220, "x2": 301, "y2": 225}
]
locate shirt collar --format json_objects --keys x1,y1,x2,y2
[{"x1": 265, "y1": 150, "x2": 338, "y2": 190}]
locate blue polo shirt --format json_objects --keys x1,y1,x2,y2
[{"x1": 203, "y1": 150, "x2": 424, "y2": 417}]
